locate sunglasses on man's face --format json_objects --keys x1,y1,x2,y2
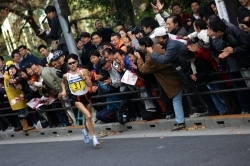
[{"x1": 68, "y1": 61, "x2": 76, "y2": 65}]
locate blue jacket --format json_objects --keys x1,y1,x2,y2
[{"x1": 19, "y1": 54, "x2": 41, "y2": 68}]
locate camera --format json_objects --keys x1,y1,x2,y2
[{"x1": 128, "y1": 26, "x2": 142, "y2": 34}]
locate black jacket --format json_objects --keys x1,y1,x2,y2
[
  {"x1": 238, "y1": 6, "x2": 250, "y2": 27},
  {"x1": 187, "y1": 58, "x2": 214, "y2": 83},
  {"x1": 80, "y1": 41, "x2": 95, "y2": 71},
  {"x1": 97, "y1": 28, "x2": 114, "y2": 42},
  {"x1": 212, "y1": 23, "x2": 250, "y2": 71},
  {"x1": 94, "y1": 59, "x2": 109, "y2": 81},
  {"x1": 41, "y1": 57, "x2": 49, "y2": 67}
]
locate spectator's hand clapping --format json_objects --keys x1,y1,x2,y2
[
  {"x1": 27, "y1": 80, "x2": 34, "y2": 85},
  {"x1": 134, "y1": 52, "x2": 141, "y2": 59},
  {"x1": 130, "y1": 62, "x2": 137, "y2": 70},
  {"x1": 150, "y1": 2, "x2": 159, "y2": 13},
  {"x1": 92, "y1": 86, "x2": 98, "y2": 93},
  {"x1": 103, "y1": 78, "x2": 112, "y2": 85},
  {"x1": 156, "y1": 0, "x2": 164, "y2": 12},
  {"x1": 219, "y1": 47, "x2": 233, "y2": 59},
  {"x1": 244, "y1": 16, "x2": 250, "y2": 22},
  {"x1": 146, "y1": 47, "x2": 153, "y2": 54},
  {"x1": 190, "y1": 74, "x2": 197, "y2": 81},
  {"x1": 239, "y1": 24, "x2": 249, "y2": 32}
]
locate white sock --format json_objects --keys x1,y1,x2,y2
[{"x1": 92, "y1": 135, "x2": 96, "y2": 139}]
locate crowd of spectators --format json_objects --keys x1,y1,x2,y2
[{"x1": 1, "y1": 0, "x2": 250, "y2": 132}]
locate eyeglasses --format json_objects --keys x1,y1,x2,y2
[{"x1": 68, "y1": 61, "x2": 76, "y2": 65}]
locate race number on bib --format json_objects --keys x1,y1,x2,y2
[{"x1": 69, "y1": 77, "x2": 85, "y2": 93}]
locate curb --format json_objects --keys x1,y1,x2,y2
[{"x1": 1, "y1": 114, "x2": 250, "y2": 140}]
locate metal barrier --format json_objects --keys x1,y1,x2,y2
[{"x1": 1, "y1": 69, "x2": 250, "y2": 117}]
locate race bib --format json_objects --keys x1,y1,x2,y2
[{"x1": 69, "y1": 77, "x2": 85, "y2": 93}]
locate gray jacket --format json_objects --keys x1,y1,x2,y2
[{"x1": 40, "y1": 66, "x2": 63, "y2": 93}]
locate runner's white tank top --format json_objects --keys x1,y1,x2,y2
[{"x1": 67, "y1": 68, "x2": 88, "y2": 96}]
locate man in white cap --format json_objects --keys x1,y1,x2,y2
[{"x1": 147, "y1": 27, "x2": 208, "y2": 122}]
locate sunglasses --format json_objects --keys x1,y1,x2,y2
[{"x1": 68, "y1": 61, "x2": 76, "y2": 65}]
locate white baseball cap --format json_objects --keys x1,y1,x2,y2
[{"x1": 150, "y1": 27, "x2": 168, "y2": 38}]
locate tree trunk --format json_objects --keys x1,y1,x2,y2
[
  {"x1": 113, "y1": 0, "x2": 136, "y2": 28},
  {"x1": 9, "y1": 9, "x2": 49, "y2": 44}
]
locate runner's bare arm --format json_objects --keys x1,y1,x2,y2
[{"x1": 81, "y1": 69, "x2": 92, "y2": 87}]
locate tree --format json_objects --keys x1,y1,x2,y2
[
  {"x1": 71, "y1": 0, "x2": 137, "y2": 28},
  {"x1": 0, "y1": 0, "x2": 52, "y2": 44}
]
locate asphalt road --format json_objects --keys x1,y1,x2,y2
[{"x1": 1, "y1": 135, "x2": 250, "y2": 166}]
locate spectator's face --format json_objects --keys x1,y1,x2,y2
[
  {"x1": 9, "y1": 67, "x2": 16, "y2": 76},
  {"x1": 191, "y1": 2, "x2": 199, "y2": 13},
  {"x1": 155, "y1": 36, "x2": 164, "y2": 45},
  {"x1": 0, "y1": 59, "x2": 3, "y2": 68},
  {"x1": 239, "y1": 0, "x2": 250, "y2": 6},
  {"x1": 128, "y1": 53, "x2": 136, "y2": 63},
  {"x1": 19, "y1": 48, "x2": 27, "y2": 57},
  {"x1": 92, "y1": 35, "x2": 102, "y2": 45},
  {"x1": 51, "y1": 61, "x2": 60, "y2": 69},
  {"x1": 57, "y1": 56, "x2": 65, "y2": 65},
  {"x1": 20, "y1": 71, "x2": 28, "y2": 79},
  {"x1": 31, "y1": 65, "x2": 41, "y2": 75},
  {"x1": 102, "y1": 61, "x2": 111, "y2": 71},
  {"x1": 139, "y1": 45, "x2": 147, "y2": 53},
  {"x1": 26, "y1": 68, "x2": 34, "y2": 76},
  {"x1": 119, "y1": 30, "x2": 126, "y2": 38},
  {"x1": 46, "y1": 11, "x2": 56, "y2": 20},
  {"x1": 12, "y1": 53, "x2": 21, "y2": 64},
  {"x1": 113, "y1": 52, "x2": 124, "y2": 64},
  {"x1": 90, "y1": 55, "x2": 99, "y2": 65},
  {"x1": 103, "y1": 52, "x2": 113, "y2": 63},
  {"x1": 111, "y1": 36, "x2": 120, "y2": 47},
  {"x1": 39, "y1": 48, "x2": 49, "y2": 57},
  {"x1": 207, "y1": 26, "x2": 223, "y2": 38},
  {"x1": 96, "y1": 21, "x2": 103, "y2": 30},
  {"x1": 116, "y1": 25, "x2": 123, "y2": 32},
  {"x1": 166, "y1": 18, "x2": 178, "y2": 33},
  {"x1": 210, "y1": 4, "x2": 218, "y2": 15},
  {"x1": 142, "y1": 26, "x2": 152, "y2": 35},
  {"x1": 81, "y1": 37, "x2": 91, "y2": 45},
  {"x1": 76, "y1": 40, "x2": 83, "y2": 50},
  {"x1": 172, "y1": 5, "x2": 181, "y2": 15}
]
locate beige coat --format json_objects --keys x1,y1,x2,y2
[{"x1": 137, "y1": 44, "x2": 183, "y2": 98}]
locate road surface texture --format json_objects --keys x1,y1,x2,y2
[{"x1": 0, "y1": 127, "x2": 250, "y2": 166}]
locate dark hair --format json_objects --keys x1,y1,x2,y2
[
  {"x1": 102, "y1": 42, "x2": 115, "y2": 50},
  {"x1": 11, "y1": 49, "x2": 20, "y2": 58},
  {"x1": 194, "y1": 19, "x2": 207, "y2": 31},
  {"x1": 18, "y1": 45, "x2": 27, "y2": 50},
  {"x1": 127, "y1": 47, "x2": 134, "y2": 55},
  {"x1": 116, "y1": 24, "x2": 125, "y2": 28},
  {"x1": 171, "y1": 2, "x2": 181, "y2": 10},
  {"x1": 208, "y1": 15, "x2": 226, "y2": 32},
  {"x1": 80, "y1": 32, "x2": 90, "y2": 38},
  {"x1": 118, "y1": 28, "x2": 128, "y2": 33},
  {"x1": 207, "y1": 1, "x2": 216, "y2": 7},
  {"x1": 75, "y1": 38, "x2": 81, "y2": 44},
  {"x1": 45, "y1": 5, "x2": 56, "y2": 14},
  {"x1": 89, "y1": 49, "x2": 100, "y2": 57},
  {"x1": 141, "y1": 17, "x2": 159, "y2": 30},
  {"x1": 166, "y1": 15, "x2": 182, "y2": 26},
  {"x1": 111, "y1": 33, "x2": 121, "y2": 39},
  {"x1": 138, "y1": 37, "x2": 154, "y2": 47},
  {"x1": 102, "y1": 48, "x2": 113, "y2": 56},
  {"x1": 64, "y1": 53, "x2": 79, "y2": 63},
  {"x1": 0, "y1": 56, "x2": 3, "y2": 62},
  {"x1": 190, "y1": 0, "x2": 200, "y2": 6},
  {"x1": 37, "y1": 44, "x2": 47, "y2": 52},
  {"x1": 91, "y1": 31, "x2": 102, "y2": 39},
  {"x1": 198, "y1": 6, "x2": 215, "y2": 21},
  {"x1": 113, "y1": 50, "x2": 125, "y2": 56}
]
